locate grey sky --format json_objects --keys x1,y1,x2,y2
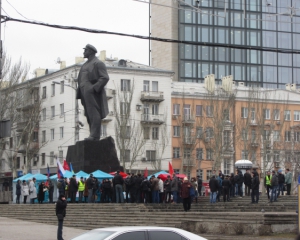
[{"x1": 2, "y1": 0, "x2": 149, "y2": 78}]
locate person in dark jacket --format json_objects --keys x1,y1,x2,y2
[
  {"x1": 124, "y1": 174, "x2": 131, "y2": 203},
  {"x1": 86, "y1": 174, "x2": 95, "y2": 203},
  {"x1": 135, "y1": 174, "x2": 143, "y2": 203},
  {"x1": 164, "y1": 176, "x2": 172, "y2": 203},
  {"x1": 237, "y1": 170, "x2": 244, "y2": 197},
  {"x1": 222, "y1": 176, "x2": 231, "y2": 202},
  {"x1": 112, "y1": 170, "x2": 124, "y2": 203},
  {"x1": 244, "y1": 169, "x2": 252, "y2": 196},
  {"x1": 57, "y1": 177, "x2": 66, "y2": 196},
  {"x1": 69, "y1": 175, "x2": 78, "y2": 203},
  {"x1": 56, "y1": 194, "x2": 67, "y2": 240},
  {"x1": 277, "y1": 169, "x2": 285, "y2": 197},
  {"x1": 129, "y1": 174, "x2": 136, "y2": 203},
  {"x1": 251, "y1": 171, "x2": 260, "y2": 204},
  {"x1": 209, "y1": 175, "x2": 219, "y2": 203},
  {"x1": 38, "y1": 182, "x2": 46, "y2": 204},
  {"x1": 234, "y1": 172, "x2": 240, "y2": 197},
  {"x1": 171, "y1": 173, "x2": 179, "y2": 203},
  {"x1": 196, "y1": 175, "x2": 202, "y2": 198},
  {"x1": 47, "y1": 179, "x2": 54, "y2": 203},
  {"x1": 141, "y1": 176, "x2": 151, "y2": 203},
  {"x1": 229, "y1": 173, "x2": 235, "y2": 197},
  {"x1": 102, "y1": 179, "x2": 112, "y2": 203},
  {"x1": 180, "y1": 177, "x2": 191, "y2": 211},
  {"x1": 16, "y1": 180, "x2": 21, "y2": 204},
  {"x1": 270, "y1": 170, "x2": 279, "y2": 203}
]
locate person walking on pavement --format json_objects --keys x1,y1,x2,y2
[
  {"x1": 16, "y1": 180, "x2": 21, "y2": 204},
  {"x1": 251, "y1": 171, "x2": 260, "y2": 204},
  {"x1": 29, "y1": 178, "x2": 37, "y2": 204},
  {"x1": 277, "y1": 169, "x2": 285, "y2": 197},
  {"x1": 270, "y1": 170, "x2": 278, "y2": 203},
  {"x1": 113, "y1": 170, "x2": 124, "y2": 203},
  {"x1": 264, "y1": 171, "x2": 272, "y2": 199},
  {"x1": 244, "y1": 169, "x2": 252, "y2": 196},
  {"x1": 56, "y1": 194, "x2": 67, "y2": 240},
  {"x1": 69, "y1": 175, "x2": 78, "y2": 203},
  {"x1": 78, "y1": 177, "x2": 85, "y2": 203},
  {"x1": 21, "y1": 180, "x2": 29, "y2": 204},
  {"x1": 181, "y1": 177, "x2": 191, "y2": 212},
  {"x1": 86, "y1": 174, "x2": 95, "y2": 203}
]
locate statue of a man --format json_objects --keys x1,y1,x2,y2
[{"x1": 76, "y1": 44, "x2": 110, "y2": 141}]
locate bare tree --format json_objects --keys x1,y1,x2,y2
[{"x1": 113, "y1": 80, "x2": 146, "y2": 171}]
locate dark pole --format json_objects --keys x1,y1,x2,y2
[
  {"x1": 0, "y1": 0, "x2": 2, "y2": 79},
  {"x1": 149, "y1": 1, "x2": 151, "y2": 66}
]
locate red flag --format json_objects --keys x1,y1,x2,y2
[
  {"x1": 144, "y1": 167, "x2": 148, "y2": 178},
  {"x1": 63, "y1": 159, "x2": 70, "y2": 171},
  {"x1": 169, "y1": 162, "x2": 174, "y2": 175}
]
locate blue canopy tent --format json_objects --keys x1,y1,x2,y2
[
  {"x1": 76, "y1": 170, "x2": 89, "y2": 179},
  {"x1": 90, "y1": 170, "x2": 113, "y2": 179},
  {"x1": 13, "y1": 173, "x2": 33, "y2": 182},
  {"x1": 147, "y1": 170, "x2": 168, "y2": 179}
]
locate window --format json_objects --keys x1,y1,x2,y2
[
  {"x1": 274, "y1": 151, "x2": 280, "y2": 162},
  {"x1": 42, "y1": 130, "x2": 46, "y2": 143},
  {"x1": 121, "y1": 79, "x2": 130, "y2": 91},
  {"x1": 143, "y1": 80, "x2": 149, "y2": 92},
  {"x1": 206, "y1": 148, "x2": 213, "y2": 160},
  {"x1": 196, "y1": 169, "x2": 203, "y2": 180},
  {"x1": 223, "y1": 109, "x2": 230, "y2": 121},
  {"x1": 183, "y1": 148, "x2": 191, "y2": 159},
  {"x1": 196, "y1": 148, "x2": 203, "y2": 160},
  {"x1": 263, "y1": 130, "x2": 270, "y2": 140},
  {"x1": 285, "y1": 131, "x2": 291, "y2": 141},
  {"x1": 206, "y1": 105, "x2": 213, "y2": 117},
  {"x1": 50, "y1": 151, "x2": 54, "y2": 165},
  {"x1": 263, "y1": 109, "x2": 270, "y2": 119},
  {"x1": 121, "y1": 149, "x2": 130, "y2": 162},
  {"x1": 273, "y1": 131, "x2": 280, "y2": 141},
  {"x1": 295, "y1": 131, "x2": 300, "y2": 142},
  {"x1": 121, "y1": 126, "x2": 131, "y2": 139},
  {"x1": 242, "y1": 129, "x2": 248, "y2": 141},
  {"x1": 152, "y1": 81, "x2": 158, "y2": 92},
  {"x1": 101, "y1": 125, "x2": 107, "y2": 138},
  {"x1": 284, "y1": 110, "x2": 291, "y2": 120},
  {"x1": 241, "y1": 107, "x2": 248, "y2": 118},
  {"x1": 50, "y1": 129, "x2": 54, "y2": 140},
  {"x1": 42, "y1": 86, "x2": 46, "y2": 99},
  {"x1": 250, "y1": 108, "x2": 256, "y2": 121},
  {"x1": 9, "y1": 137, "x2": 13, "y2": 148},
  {"x1": 224, "y1": 130, "x2": 231, "y2": 144},
  {"x1": 120, "y1": 102, "x2": 129, "y2": 115},
  {"x1": 242, "y1": 150, "x2": 248, "y2": 159},
  {"x1": 148, "y1": 231, "x2": 181, "y2": 240},
  {"x1": 152, "y1": 104, "x2": 159, "y2": 115},
  {"x1": 206, "y1": 127, "x2": 214, "y2": 138},
  {"x1": 60, "y1": 81, "x2": 64, "y2": 93},
  {"x1": 250, "y1": 150, "x2": 256, "y2": 162},
  {"x1": 16, "y1": 157, "x2": 20, "y2": 169},
  {"x1": 173, "y1": 104, "x2": 180, "y2": 115},
  {"x1": 144, "y1": 127, "x2": 150, "y2": 139},
  {"x1": 206, "y1": 170, "x2": 212, "y2": 180},
  {"x1": 42, "y1": 108, "x2": 46, "y2": 121},
  {"x1": 294, "y1": 111, "x2": 300, "y2": 121},
  {"x1": 60, "y1": 104, "x2": 64, "y2": 116},
  {"x1": 285, "y1": 152, "x2": 291, "y2": 162},
  {"x1": 59, "y1": 127, "x2": 64, "y2": 139},
  {"x1": 33, "y1": 131, "x2": 38, "y2": 142},
  {"x1": 51, "y1": 106, "x2": 55, "y2": 118},
  {"x1": 173, "y1": 126, "x2": 180, "y2": 137},
  {"x1": 146, "y1": 150, "x2": 156, "y2": 161},
  {"x1": 183, "y1": 104, "x2": 191, "y2": 119},
  {"x1": 273, "y1": 109, "x2": 280, "y2": 120},
  {"x1": 251, "y1": 129, "x2": 256, "y2": 142},
  {"x1": 196, "y1": 127, "x2": 203, "y2": 138},
  {"x1": 152, "y1": 127, "x2": 159, "y2": 140},
  {"x1": 196, "y1": 105, "x2": 203, "y2": 116},
  {"x1": 224, "y1": 159, "x2": 230, "y2": 175},
  {"x1": 41, "y1": 153, "x2": 45, "y2": 166},
  {"x1": 173, "y1": 147, "x2": 180, "y2": 158},
  {"x1": 59, "y1": 150, "x2": 63, "y2": 162},
  {"x1": 51, "y1": 84, "x2": 55, "y2": 96}
]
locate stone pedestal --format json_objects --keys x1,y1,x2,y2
[{"x1": 66, "y1": 136, "x2": 123, "y2": 173}]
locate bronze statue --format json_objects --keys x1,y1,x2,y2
[{"x1": 76, "y1": 44, "x2": 109, "y2": 141}]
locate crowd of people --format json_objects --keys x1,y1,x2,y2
[{"x1": 208, "y1": 168, "x2": 293, "y2": 204}]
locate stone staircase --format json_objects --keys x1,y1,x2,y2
[{"x1": 0, "y1": 196, "x2": 297, "y2": 237}]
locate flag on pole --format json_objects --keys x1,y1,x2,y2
[
  {"x1": 47, "y1": 164, "x2": 50, "y2": 178},
  {"x1": 70, "y1": 163, "x2": 74, "y2": 174},
  {"x1": 63, "y1": 159, "x2": 70, "y2": 171},
  {"x1": 57, "y1": 158, "x2": 66, "y2": 178},
  {"x1": 144, "y1": 167, "x2": 148, "y2": 178},
  {"x1": 168, "y1": 162, "x2": 174, "y2": 176}
]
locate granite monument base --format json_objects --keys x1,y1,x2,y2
[{"x1": 66, "y1": 136, "x2": 123, "y2": 173}]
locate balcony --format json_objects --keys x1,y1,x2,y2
[
  {"x1": 106, "y1": 88, "x2": 115, "y2": 100},
  {"x1": 141, "y1": 114, "x2": 164, "y2": 125},
  {"x1": 17, "y1": 99, "x2": 39, "y2": 111},
  {"x1": 182, "y1": 115, "x2": 195, "y2": 124},
  {"x1": 224, "y1": 120, "x2": 234, "y2": 131},
  {"x1": 251, "y1": 141, "x2": 259, "y2": 148},
  {"x1": 183, "y1": 137, "x2": 195, "y2": 145},
  {"x1": 140, "y1": 91, "x2": 164, "y2": 102},
  {"x1": 249, "y1": 120, "x2": 258, "y2": 126},
  {"x1": 17, "y1": 142, "x2": 39, "y2": 153},
  {"x1": 183, "y1": 158, "x2": 195, "y2": 167}
]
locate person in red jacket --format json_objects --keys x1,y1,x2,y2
[{"x1": 180, "y1": 177, "x2": 191, "y2": 212}]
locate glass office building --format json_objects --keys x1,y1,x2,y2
[{"x1": 178, "y1": 0, "x2": 300, "y2": 88}]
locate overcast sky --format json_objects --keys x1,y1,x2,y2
[{"x1": 2, "y1": 0, "x2": 150, "y2": 78}]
